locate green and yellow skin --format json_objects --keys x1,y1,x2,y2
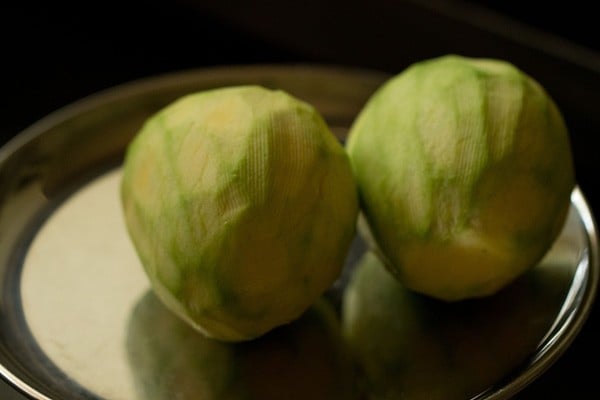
[
  {"x1": 127, "y1": 292, "x2": 357, "y2": 400},
  {"x1": 121, "y1": 86, "x2": 358, "y2": 341},
  {"x1": 347, "y1": 55, "x2": 574, "y2": 301}
]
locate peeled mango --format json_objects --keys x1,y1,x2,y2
[
  {"x1": 347, "y1": 55, "x2": 574, "y2": 301},
  {"x1": 121, "y1": 86, "x2": 358, "y2": 341}
]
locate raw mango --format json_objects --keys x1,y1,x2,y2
[
  {"x1": 121, "y1": 86, "x2": 358, "y2": 341},
  {"x1": 347, "y1": 55, "x2": 574, "y2": 301}
]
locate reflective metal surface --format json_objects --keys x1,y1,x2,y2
[{"x1": 0, "y1": 66, "x2": 597, "y2": 399}]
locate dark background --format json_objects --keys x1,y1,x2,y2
[
  {"x1": 1, "y1": 0, "x2": 598, "y2": 144},
  {"x1": 1, "y1": 1, "x2": 598, "y2": 398}
]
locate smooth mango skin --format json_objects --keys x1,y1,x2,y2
[
  {"x1": 121, "y1": 86, "x2": 358, "y2": 341},
  {"x1": 346, "y1": 55, "x2": 574, "y2": 301}
]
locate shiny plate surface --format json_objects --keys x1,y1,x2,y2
[{"x1": 0, "y1": 66, "x2": 597, "y2": 399}]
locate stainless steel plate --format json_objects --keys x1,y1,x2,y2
[{"x1": 0, "y1": 66, "x2": 597, "y2": 400}]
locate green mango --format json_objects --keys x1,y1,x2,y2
[
  {"x1": 121, "y1": 86, "x2": 358, "y2": 341},
  {"x1": 347, "y1": 55, "x2": 574, "y2": 301}
]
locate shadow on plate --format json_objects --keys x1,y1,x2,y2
[
  {"x1": 126, "y1": 290, "x2": 357, "y2": 400},
  {"x1": 342, "y1": 251, "x2": 572, "y2": 400}
]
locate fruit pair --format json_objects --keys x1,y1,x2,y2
[{"x1": 121, "y1": 55, "x2": 574, "y2": 341}]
